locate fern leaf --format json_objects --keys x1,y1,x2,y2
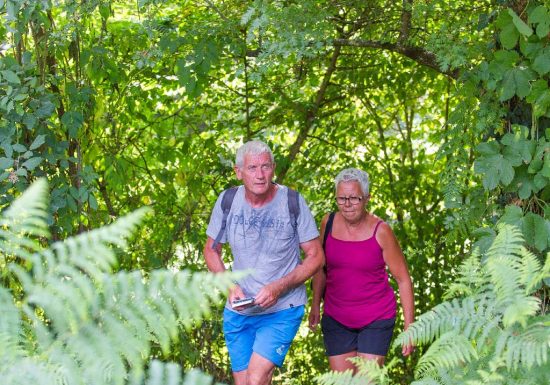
[
  {"x1": 415, "y1": 332, "x2": 478, "y2": 377},
  {"x1": 444, "y1": 252, "x2": 484, "y2": 299},
  {"x1": 499, "y1": 319, "x2": 550, "y2": 370}
]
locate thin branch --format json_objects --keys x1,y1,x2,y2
[{"x1": 333, "y1": 38, "x2": 459, "y2": 79}]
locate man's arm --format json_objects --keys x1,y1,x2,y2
[
  {"x1": 203, "y1": 236, "x2": 226, "y2": 273},
  {"x1": 254, "y1": 237, "x2": 325, "y2": 308},
  {"x1": 203, "y1": 236, "x2": 245, "y2": 303}
]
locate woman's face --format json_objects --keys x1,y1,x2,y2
[{"x1": 336, "y1": 180, "x2": 368, "y2": 223}]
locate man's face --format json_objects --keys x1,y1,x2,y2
[{"x1": 235, "y1": 152, "x2": 275, "y2": 197}]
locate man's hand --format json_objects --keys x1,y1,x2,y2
[
  {"x1": 228, "y1": 283, "x2": 246, "y2": 304},
  {"x1": 254, "y1": 281, "x2": 283, "y2": 308}
]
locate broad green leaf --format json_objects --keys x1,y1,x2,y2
[
  {"x1": 476, "y1": 141, "x2": 500, "y2": 156},
  {"x1": 1, "y1": 141, "x2": 13, "y2": 158},
  {"x1": 493, "y1": 49, "x2": 520, "y2": 67},
  {"x1": 499, "y1": 205, "x2": 523, "y2": 228},
  {"x1": 12, "y1": 143, "x2": 27, "y2": 153},
  {"x1": 523, "y1": 212, "x2": 547, "y2": 251},
  {"x1": 23, "y1": 114, "x2": 38, "y2": 129},
  {"x1": 29, "y1": 134, "x2": 46, "y2": 150},
  {"x1": 0, "y1": 157, "x2": 14, "y2": 169},
  {"x1": 500, "y1": 23, "x2": 519, "y2": 49},
  {"x1": 532, "y1": 49, "x2": 550, "y2": 76},
  {"x1": 15, "y1": 168, "x2": 27, "y2": 176},
  {"x1": 528, "y1": 5, "x2": 550, "y2": 38},
  {"x1": 474, "y1": 153, "x2": 515, "y2": 190},
  {"x1": 508, "y1": 166, "x2": 537, "y2": 199},
  {"x1": 501, "y1": 132, "x2": 534, "y2": 166},
  {"x1": 508, "y1": 9, "x2": 533, "y2": 37},
  {"x1": 61, "y1": 111, "x2": 84, "y2": 138},
  {"x1": 500, "y1": 70, "x2": 516, "y2": 101},
  {"x1": 89, "y1": 194, "x2": 98, "y2": 210},
  {"x1": 543, "y1": 154, "x2": 550, "y2": 178},
  {"x1": 533, "y1": 173, "x2": 548, "y2": 190},
  {"x1": 513, "y1": 68, "x2": 534, "y2": 98},
  {"x1": 1, "y1": 70, "x2": 20, "y2": 84},
  {"x1": 22, "y1": 157, "x2": 43, "y2": 171}
]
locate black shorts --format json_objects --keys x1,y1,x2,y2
[{"x1": 321, "y1": 314, "x2": 395, "y2": 356}]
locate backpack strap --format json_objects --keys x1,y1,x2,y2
[
  {"x1": 211, "y1": 187, "x2": 238, "y2": 249},
  {"x1": 322, "y1": 212, "x2": 335, "y2": 250},
  {"x1": 287, "y1": 187, "x2": 300, "y2": 230}
]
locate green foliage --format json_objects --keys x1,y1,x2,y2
[
  {"x1": 0, "y1": 180, "x2": 234, "y2": 385},
  {"x1": 393, "y1": 224, "x2": 550, "y2": 385}
]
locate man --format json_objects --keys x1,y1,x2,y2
[{"x1": 204, "y1": 140, "x2": 324, "y2": 385}]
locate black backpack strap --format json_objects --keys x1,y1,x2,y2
[
  {"x1": 323, "y1": 212, "x2": 335, "y2": 250},
  {"x1": 211, "y1": 187, "x2": 238, "y2": 249},
  {"x1": 287, "y1": 187, "x2": 300, "y2": 230}
]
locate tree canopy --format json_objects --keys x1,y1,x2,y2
[{"x1": 1, "y1": 0, "x2": 549, "y2": 384}]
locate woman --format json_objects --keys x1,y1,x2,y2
[{"x1": 308, "y1": 168, "x2": 414, "y2": 372}]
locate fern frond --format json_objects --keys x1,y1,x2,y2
[
  {"x1": 394, "y1": 295, "x2": 498, "y2": 348},
  {"x1": 485, "y1": 224, "x2": 523, "y2": 263},
  {"x1": 316, "y1": 369, "x2": 362, "y2": 385},
  {"x1": 349, "y1": 356, "x2": 396, "y2": 385},
  {"x1": 48, "y1": 207, "x2": 150, "y2": 279},
  {"x1": 444, "y1": 251, "x2": 484, "y2": 299},
  {"x1": 495, "y1": 318, "x2": 550, "y2": 370},
  {"x1": 415, "y1": 332, "x2": 478, "y2": 377},
  {"x1": 518, "y1": 248, "x2": 543, "y2": 294}
]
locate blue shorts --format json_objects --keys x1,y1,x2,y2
[
  {"x1": 321, "y1": 314, "x2": 395, "y2": 356},
  {"x1": 223, "y1": 306, "x2": 304, "y2": 372}
]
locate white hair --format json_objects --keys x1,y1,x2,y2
[
  {"x1": 335, "y1": 168, "x2": 370, "y2": 196},
  {"x1": 235, "y1": 140, "x2": 274, "y2": 168}
]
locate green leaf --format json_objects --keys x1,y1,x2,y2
[
  {"x1": 533, "y1": 173, "x2": 548, "y2": 189},
  {"x1": 513, "y1": 68, "x2": 534, "y2": 98},
  {"x1": 61, "y1": 111, "x2": 84, "y2": 138},
  {"x1": 29, "y1": 134, "x2": 46, "y2": 150},
  {"x1": 476, "y1": 141, "x2": 500, "y2": 156},
  {"x1": 501, "y1": 132, "x2": 534, "y2": 166},
  {"x1": 0, "y1": 157, "x2": 14, "y2": 169},
  {"x1": 528, "y1": 5, "x2": 550, "y2": 38},
  {"x1": 1, "y1": 140, "x2": 13, "y2": 158},
  {"x1": 499, "y1": 205, "x2": 523, "y2": 228},
  {"x1": 508, "y1": 9, "x2": 533, "y2": 37},
  {"x1": 12, "y1": 143, "x2": 27, "y2": 153},
  {"x1": 500, "y1": 70, "x2": 516, "y2": 101},
  {"x1": 89, "y1": 193, "x2": 98, "y2": 210},
  {"x1": 542, "y1": 154, "x2": 550, "y2": 178},
  {"x1": 21, "y1": 157, "x2": 43, "y2": 171},
  {"x1": 500, "y1": 23, "x2": 519, "y2": 49},
  {"x1": 23, "y1": 114, "x2": 37, "y2": 129},
  {"x1": 15, "y1": 168, "x2": 27, "y2": 176},
  {"x1": 523, "y1": 212, "x2": 547, "y2": 251},
  {"x1": 532, "y1": 49, "x2": 550, "y2": 76},
  {"x1": 508, "y1": 166, "x2": 537, "y2": 199},
  {"x1": 0, "y1": 70, "x2": 20, "y2": 84}
]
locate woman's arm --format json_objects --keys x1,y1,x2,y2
[
  {"x1": 377, "y1": 222, "x2": 415, "y2": 356},
  {"x1": 308, "y1": 213, "x2": 329, "y2": 331}
]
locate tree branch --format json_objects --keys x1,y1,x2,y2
[
  {"x1": 333, "y1": 38, "x2": 459, "y2": 79},
  {"x1": 277, "y1": 45, "x2": 342, "y2": 183}
]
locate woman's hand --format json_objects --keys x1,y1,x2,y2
[
  {"x1": 402, "y1": 341, "x2": 415, "y2": 356},
  {"x1": 308, "y1": 306, "x2": 321, "y2": 331}
]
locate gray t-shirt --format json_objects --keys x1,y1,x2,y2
[{"x1": 206, "y1": 185, "x2": 319, "y2": 315}]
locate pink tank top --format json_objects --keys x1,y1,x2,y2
[{"x1": 323, "y1": 220, "x2": 397, "y2": 328}]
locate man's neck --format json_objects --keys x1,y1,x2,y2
[{"x1": 245, "y1": 183, "x2": 278, "y2": 208}]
